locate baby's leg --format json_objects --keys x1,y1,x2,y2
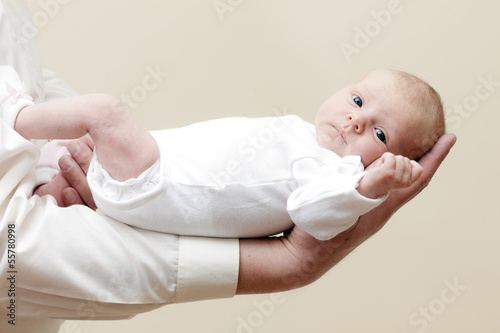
[
  {"x1": 78, "y1": 95, "x2": 160, "y2": 181},
  {"x1": 15, "y1": 94, "x2": 159, "y2": 181}
]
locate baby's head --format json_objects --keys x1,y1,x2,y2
[{"x1": 315, "y1": 69, "x2": 445, "y2": 167}]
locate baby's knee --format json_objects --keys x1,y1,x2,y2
[
  {"x1": 94, "y1": 94, "x2": 128, "y2": 118},
  {"x1": 92, "y1": 93, "x2": 129, "y2": 122},
  {"x1": 86, "y1": 93, "x2": 131, "y2": 139}
]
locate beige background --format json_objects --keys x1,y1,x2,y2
[{"x1": 27, "y1": 0, "x2": 499, "y2": 332}]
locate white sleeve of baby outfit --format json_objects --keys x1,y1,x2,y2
[
  {"x1": 287, "y1": 155, "x2": 388, "y2": 241},
  {"x1": 0, "y1": 65, "x2": 35, "y2": 128}
]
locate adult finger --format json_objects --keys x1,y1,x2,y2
[
  {"x1": 33, "y1": 172, "x2": 70, "y2": 207},
  {"x1": 61, "y1": 187, "x2": 87, "y2": 207},
  {"x1": 66, "y1": 136, "x2": 94, "y2": 174},
  {"x1": 59, "y1": 155, "x2": 97, "y2": 210},
  {"x1": 386, "y1": 133, "x2": 457, "y2": 208}
]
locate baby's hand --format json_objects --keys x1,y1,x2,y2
[{"x1": 357, "y1": 152, "x2": 423, "y2": 199}]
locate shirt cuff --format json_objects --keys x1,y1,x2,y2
[{"x1": 175, "y1": 236, "x2": 239, "y2": 303}]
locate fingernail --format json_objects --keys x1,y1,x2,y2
[
  {"x1": 63, "y1": 190, "x2": 76, "y2": 204},
  {"x1": 59, "y1": 155, "x2": 74, "y2": 172},
  {"x1": 67, "y1": 141, "x2": 81, "y2": 157}
]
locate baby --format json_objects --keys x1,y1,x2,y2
[{"x1": 1, "y1": 66, "x2": 445, "y2": 240}]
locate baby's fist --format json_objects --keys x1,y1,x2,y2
[{"x1": 358, "y1": 153, "x2": 423, "y2": 199}]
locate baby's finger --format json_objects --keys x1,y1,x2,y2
[
  {"x1": 403, "y1": 156, "x2": 412, "y2": 173},
  {"x1": 403, "y1": 157, "x2": 414, "y2": 183},
  {"x1": 391, "y1": 156, "x2": 411, "y2": 186},
  {"x1": 410, "y1": 160, "x2": 423, "y2": 183},
  {"x1": 381, "y1": 152, "x2": 397, "y2": 169}
]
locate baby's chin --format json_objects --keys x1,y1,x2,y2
[
  {"x1": 317, "y1": 137, "x2": 340, "y2": 154},
  {"x1": 317, "y1": 132, "x2": 346, "y2": 153}
]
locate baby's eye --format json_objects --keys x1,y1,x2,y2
[
  {"x1": 353, "y1": 95, "x2": 362, "y2": 107},
  {"x1": 375, "y1": 128, "x2": 386, "y2": 144}
]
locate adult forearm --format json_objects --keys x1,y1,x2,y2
[
  {"x1": 237, "y1": 237, "x2": 298, "y2": 294},
  {"x1": 236, "y1": 223, "x2": 373, "y2": 294}
]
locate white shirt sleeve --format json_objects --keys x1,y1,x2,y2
[
  {"x1": 0, "y1": 122, "x2": 240, "y2": 321},
  {"x1": 176, "y1": 236, "x2": 239, "y2": 303}
]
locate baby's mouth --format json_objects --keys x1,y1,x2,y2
[{"x1": 333, "y1": 125, "x2": 347, "y2": 143}]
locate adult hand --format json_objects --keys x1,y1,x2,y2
[
  {"x1": 57, "y1": 135, "x2": 96, "y2": 209},
  {"x1": 286, "y1": 133, "x2": 457, "y2": 284},
  {"x1": 237, "y1": 133, "x2": 457, "y2": 294}
]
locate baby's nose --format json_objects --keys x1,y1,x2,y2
[{"x1": 346, "y1": 114, "x2": 365, "y2": 133}]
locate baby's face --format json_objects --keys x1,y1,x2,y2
[{"x1": 315, "y1": 70, "x2": 420, "y2": 167}]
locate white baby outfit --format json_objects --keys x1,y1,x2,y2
[
  {"x1": 0, "y1": 66, "x2": 34, "y2": 128},
  {"x1": 0, "y1": 64, "x2": 386, "y2": 241},
  {"x1": 88, "y1": 115, "x2": 387, "y2": 241}
]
